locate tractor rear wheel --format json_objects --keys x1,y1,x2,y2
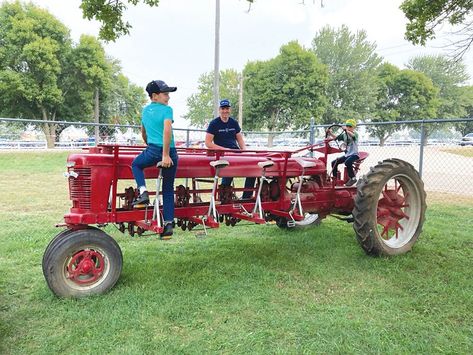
[
  {"x1": 42, "y1": 228, "x2": 123, "y2": 298},
  {"x1": 353, "y1": 159, "x2": 426, "y2": 256}
]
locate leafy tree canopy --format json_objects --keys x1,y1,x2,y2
[
  {"x1": 0, "y1": 1, "x2": 146, "y2": 146},
  {"x1": 79, "y1": 0, "x2": 160, "y2": 41},
  {"x1": 243, "y1": 41, "x2": 328, "y2": 134},
  {"x1": 407, "y1": 54, "x2": 471, "y2": 118},
  {"x1": 311, "y1": 25, "x2": 382, "y2": 124},
  {"x1": 401, "y1": 0, "x2": 473, "y2": 59},
  {"x1": 367, "y1": 62, "x2": 440, "y2": 144},
  {"x1": 185, "y1": 69, "x2": 240, "y2": 128}
]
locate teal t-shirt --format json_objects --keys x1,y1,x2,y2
[{"x1": 141, "y1": 102, "x2": 175, "y2": 147}]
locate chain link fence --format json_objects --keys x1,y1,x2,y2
[{"x1": 1, "y1": 117, "x2": 472, "y2": 203}]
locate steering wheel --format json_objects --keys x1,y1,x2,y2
[{"x1": 325, "y1": 124, "x2": 346, "y2": 152}]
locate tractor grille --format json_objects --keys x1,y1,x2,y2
[{"x1": 69, "y1": 168, "x2": 92, "y2": 210}]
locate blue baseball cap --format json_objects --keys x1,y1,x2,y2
[
  {"x1": 146, "y1": 80, "x2": 177, "y2": 96},
  {"x1": 219, "y1": 99, "x2": 231, "y2": 108}
]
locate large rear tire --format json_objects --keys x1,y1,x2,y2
[
  {"x1": 42, "y1": 228, "x2": 123, "y2": 298},
  {"x1": 353, "y1": 159, "x2": 426, "y2": 256}
]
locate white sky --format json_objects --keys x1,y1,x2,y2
[{"x1": 20, "y1": 0, "x2": 473, "y2": 127}]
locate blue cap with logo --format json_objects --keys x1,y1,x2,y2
[{"x1": 219, "y1": 99, "x2": 231, "y2": 108}]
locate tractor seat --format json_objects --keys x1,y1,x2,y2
[
  {"x1": 210, "y1": 159, "x2": 230, "y2": 169},
  {"x1": 295, "y1": 158, "x2": 317, "y2": 169},
  {"x1": 258, "y1": 161, "x2": 274, "y2": 169}
]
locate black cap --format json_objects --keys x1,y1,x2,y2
[
  {"x1": 146, "y1": 80, "x2": 177, "y2": 96},
  {"x1": 219, "y1": 99, "x2": 231, "y2": 107}
]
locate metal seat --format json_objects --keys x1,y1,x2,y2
[
  {"x1": 257, "y1": 160, "x2": 274, "y2": 169},
  {"x1": 295, "y1": 158, "x2": 317, "y2": 169},
  {"x1": 210, "y1": 159, "x2": 229, "y2": 169}
]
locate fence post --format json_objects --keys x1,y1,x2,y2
[
  {"x1": 309, "y1": 117, "x2": 315, "y2": 157},
  {"x1": 419, "y1": 120, "x2": 425, "y2": 177},
  {"x1": 186, "y1": 129, "x2": 190, "y2": 148}
]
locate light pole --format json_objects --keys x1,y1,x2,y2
[{"x1": 212, "y1": 0, "x2": 220, "y2": 118}]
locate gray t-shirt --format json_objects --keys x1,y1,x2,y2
[{"x1": 336, "y1": 131, "x2": 359, "y2": 157}]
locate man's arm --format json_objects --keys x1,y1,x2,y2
[
  {"x1": 141, "y1": 126, "x2": 147, "y2": 144},
  {"x1": 205, "y1": 132, "x2": 224, "y2": 149},
  {"x1": 162, "y1": 120, "x2": 173, "y2": 167},
  {"x1": 236, "y1": 132, "x2": 246, "y2": 150}
]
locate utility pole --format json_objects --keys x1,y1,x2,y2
[
  {"x1": 94, "y1": 87, "x2": 99, "y2": 145},
  {"x1": 212, "y1": 0, "x2": 220, "y2": 118},
  {"x1": 238, "y1": 73, "x2": 243, "y2": 128}
]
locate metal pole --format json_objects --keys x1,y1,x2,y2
[
  {"x1": 212, "y1": 0, "x2": 220, "y2": 118},
  {"x1": 419, "y1": 121, "x2": 425, "y2": 177},
  {"x1": 238, "y1": 73, "x2": 243, "y2": 128},
  {"x1": 94, "y1": 87, "x2": 99, "y2": 145},
  {"x1": 309, "y1": 117, "x2": 315, "y2": 157}
]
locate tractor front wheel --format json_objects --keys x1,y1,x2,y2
[
  {"x1": 353, "y1": 159, "x2": 426, "y2": 256},
  {"x1": 42, "y1": 228, "x2": 123, "y2": 297}
]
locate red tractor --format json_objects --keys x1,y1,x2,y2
[{"x1": 42, "y1": 125, "x2": 426, "y2": 297}]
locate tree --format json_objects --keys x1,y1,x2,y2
[
  {"x1": 79, "y1": 0, "x2": 160, "y2": 41},
  {"x1": 0, "y1": 1, "x2": 72, "y2": 147},
  {"x1": 367, "y1": 63, "x2": 440, "y2": 145},
  {"x1": 311, "y1": 25, "x2": 382, "y2": 125},
  {"x1": 367, "y1": 63, "x2": 403, "y2": 146},
  {"x1": 100, "y1": 65, "x2": 147, "y2": 126},
  {"x1": 243, "y1": 41, "x2": 328, "y2": 145},
  {"x1": 407, "y1": 54, "x2": 471, "y2": 118},
  {"x1": 185, "y1": 69, "x2": 240, "y2": 128},
  {"x1": 454, "y1": 85, "x2": 473, "y2": 135},
  {"x1": 401, "y1": 0, "x2": 473, "y2": 59},
  {"x1": 0, "y1": 2, "x2": 146, "y2": 147}
]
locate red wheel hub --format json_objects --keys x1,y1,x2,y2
[
  {"x1": 67, "y1": 249, "x2": 105, "y2": 285},
  {"x1": 377, "y1": 181, "x2": 410, "y2": 239}
]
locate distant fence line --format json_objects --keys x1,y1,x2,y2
[{"x1": 1, "y1": 117, "x2": 473, "y2": 199}]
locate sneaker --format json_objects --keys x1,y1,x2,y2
[
  {"x1": 345, "y1": 177, "x2": 357, "y2": 187},
  {"x1": 160, "y1": 223, "x2": 173, "y2": 240},
  {"x1": 132, "y1": 191, "x2": 150, "y2": 206}
]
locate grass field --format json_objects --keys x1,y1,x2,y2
[{"x1": 1, "y1": 151, "x2": 472, "y2": 354}]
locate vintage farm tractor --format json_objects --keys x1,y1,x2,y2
[{"x1": 42, "y1": 125, "x2": 426, "y2": 297}]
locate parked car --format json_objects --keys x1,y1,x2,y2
[{"x1": 460, "y1": 133, "x2": 473, "y2": 146}]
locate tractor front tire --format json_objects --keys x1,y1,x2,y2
[
  {"x1": 42, "y1": 228, "x2": 123, "y2": 298},
  {"x1": 353, "y1": 159, "x2": 426, "y2": 256}
]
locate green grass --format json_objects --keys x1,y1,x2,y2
[
  {"x1": 442, "y1": 146, "x2": 473, "y2": 157},
  {"x1": 1, "y1": 151, "x2": 472, "y2": 354}
]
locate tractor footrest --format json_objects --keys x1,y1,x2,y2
[
  {"x1": 231, "y1": 212, "x2": 266, "y2": 224},
  {"x1": 188, "y1": 216, "x2": 220, "y2": 229},
  {"x1": 135, "y1": 220, "x2": 163, "y2": 234}
]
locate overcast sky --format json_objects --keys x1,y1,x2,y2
[{"x1": 25, "y1": 0, "x2": 473, "y2": 127}]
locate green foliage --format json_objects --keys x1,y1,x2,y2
[
  {"x1": 367, "y1": 62, "x2": 440, "y2": 144},
  {"x1": 407, "y1": 55, "x2": 471, "y2": 118},
  {"x1": 0, "y1": 1, "x2": 71, "y2": 120},
  {"x1": 185, "y1": 69, "x2": 240, "y2": 128},
  {"x1": 79, "y1": 0, "x2": 160, "y2": 41},
  {"x1": 0, "y1": 2, "x2": 146, "y2": 144},
  {"x1": 243, "y1": 41, "x2": 328, "y2": 132},
  {"x1": 311, "y1": 25, "x2": 382, "y2": 125},
  {"x1": 401, "y1": 0, "x2": 473, "y2": 58}
]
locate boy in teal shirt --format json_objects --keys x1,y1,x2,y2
[{"x1": 131, "y1": 80, "x2": 178, "y2": 238}]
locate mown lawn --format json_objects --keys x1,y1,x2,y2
[{"x1": 0, "y1": 151, "x2": 472, "y2": 354}]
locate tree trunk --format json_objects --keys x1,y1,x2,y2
[
  {"x1": 267, "y1": 133, "x2": 274, "y2": 147},
  {"x1": 41, "y1": 108, "x2": 56, "y2": 148}
]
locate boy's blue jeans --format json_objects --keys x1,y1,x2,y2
[
  {"x1": 131, "y1": 144, "x2": 178, "y2": 222},
  {"x1": 331, "y1": 154, "x2": 359, "y2": 179}
]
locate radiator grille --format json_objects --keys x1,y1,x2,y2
[{"x1": 69, "y1": 168, "x2": 92, "y2": 210}]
